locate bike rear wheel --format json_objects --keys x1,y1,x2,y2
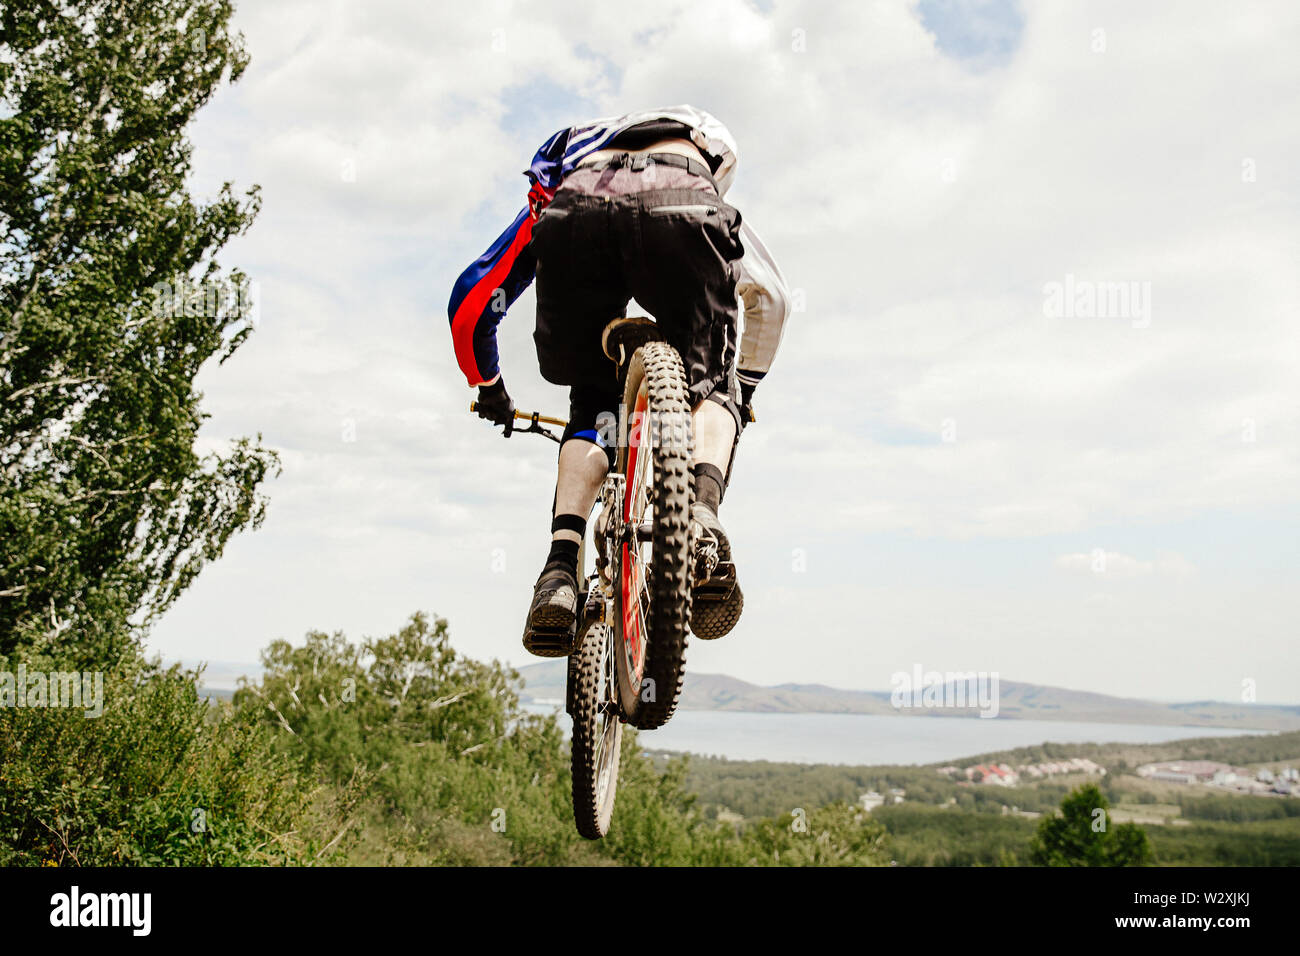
[
  {"x1": 569, "y1": 620, "x2": 622, "y2": 839},
  {"x1": 613, "y1": 341, "x2": 693, "y2": 730}
]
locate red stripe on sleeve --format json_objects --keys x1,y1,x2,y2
[{"x1": 450, "y1": 215, "x2": 537, "y2": 386}]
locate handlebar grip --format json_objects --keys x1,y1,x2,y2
[{"x1": 469, "y1": 402, "x2": 569, "y2": 428}]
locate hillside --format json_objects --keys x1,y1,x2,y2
[
  {"x1": 675, "y1": 729, "x2": 1300, "y2": 821},
  {"x1": 515, "y1": 661, "x2": 1300, "y2": 731}
]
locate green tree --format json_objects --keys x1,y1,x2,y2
[
  {"x1": 743, "y1": 802, "x2": 891, "y2": 866},
  {"x1": 1030, "y1": 783, "x2": 1153, "y2": 866},
  {"x1": 234, "y1": 613, "x2": 602, "y2": 866},
  {"x1": 0, "y1": 655, "x2": 322, "y2": 865},
  {"x1": 0, "y1": 0, "x2": 275, "y2": 664}
]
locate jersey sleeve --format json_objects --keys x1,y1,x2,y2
[
  {"x1": 446, "y1": 206, "x2": 539, "y2": 387},
  {"x1": 447, "y1": 127, "x2": 573, "y2": 387},
  {"x1": 735, "y1": 220, "x2": 791, "y2": 389}
]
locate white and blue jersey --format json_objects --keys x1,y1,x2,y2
[{"x1": 448, "y1": 105, "x2": 790, "y2": 391}]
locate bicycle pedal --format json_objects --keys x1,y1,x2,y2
[
  {"x1": 692, "y1": 543, "x2": 720, "y2": 581},
  {"x1": 524, "y1": 623, "x2": 576, "y2": 658},
  {"x1": 693, "y1": 560, "x2": 736, "y2": 598}
]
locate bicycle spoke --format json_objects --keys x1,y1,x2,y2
[{"x1": 594, "y1": 715, "x2": 607, "y2": 769}]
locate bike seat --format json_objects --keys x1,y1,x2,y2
[{"x1": 601, "y1": 316, "x2": 664, "y2": 365}]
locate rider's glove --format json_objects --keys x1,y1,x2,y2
[
  {"x1": 475, "y1": 378, "x2": 515, "y2": 436},
  {"x1": 738, "y1": 381, "x2": 756, "y2": 430}
]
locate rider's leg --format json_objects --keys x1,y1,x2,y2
[
  {"x1": 551, "y1": 383, "x2": 618, "y2": 534},
  {"x1": 543, "y1": 384, "x2": 617, "y2": 575},
  {"x1": 690, "y1": 396, "x2": 737, "y2": 516},
  {"x1": 523, "y1": 385, "x2": 617, "y2": 657},
  {"x1": 553, "y1": 438, "x2": 610, "y2": 531},
  {"x1": 543, "y1": 438, "x2": 609, "y2": 575},
  {"x1": 684, "y1": 388, "x2": 745, "y2": 640}
]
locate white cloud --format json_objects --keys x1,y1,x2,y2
[
  {"x1": 1055, "y1": 550, "x2": 1196, "y2": 578},
  {"x1": 150, "y1": 0, "x2": 1300, "y2": 703}
]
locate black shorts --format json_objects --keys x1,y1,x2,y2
[{"x1": 529, "y1": 158, "x2": 745, "y2": 450}]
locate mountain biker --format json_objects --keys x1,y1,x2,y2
[{"x1": 448, "y1": 105, "x2": 790, "y2": 657}]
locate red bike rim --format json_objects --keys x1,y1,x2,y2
[{"x1": 620, "y1": 389, "x2": 650, "y2": 689}]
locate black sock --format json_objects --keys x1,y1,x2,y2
[
  {"x1": 542, "y1": 513, "x2": 586, "y2": 578},
  {"x1": 543, "y1": 538, "x2": 580, "y2": 577},
  {"x1": 692, "y1": 463, "x2": 726, "y2": 515}
]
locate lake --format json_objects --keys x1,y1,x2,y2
[{"x1": 522, "y1": 702, "x2": 1269, "y2": 766}]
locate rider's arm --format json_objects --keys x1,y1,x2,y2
[
  {"x1": 449, "y1": 126, "x2": 572, "y2": 388},
  {"x1": 447, "y1": 206, "x2": 540, "y2": 387},
  {"x1": 735, "y1": 220, "x2": 791, "y2": 401}
]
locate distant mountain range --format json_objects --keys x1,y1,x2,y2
[{"x1": 515, "y1": 661, "x2": 1300, "y2": 731}]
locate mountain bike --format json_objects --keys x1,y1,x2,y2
[{"x1": 471, "y1": 316, "x2": 698, "y2": 838}]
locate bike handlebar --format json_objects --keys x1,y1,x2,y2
[
  {"x1": 469, "y1": 403, "x2": 568, "y2": 428},
  {"x1": 469, "y1": 403, "x2": 567, "y2": 443}
]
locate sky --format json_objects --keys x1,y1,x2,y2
[{"x1": 153, "y1": 0, "x2": 1300, "y2": 704}]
